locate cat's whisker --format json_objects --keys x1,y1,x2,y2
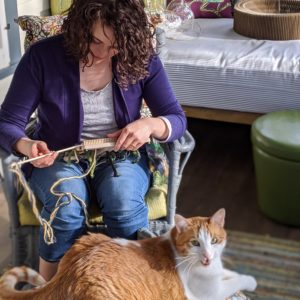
[
  {"x1": 183, "y1": 257, "x2": 197, "y2": 277},
  {"x1": 175, "y1": 254, "x2": 196, "y2": 262},
  {"x1": 185, "y1": 257, "x2": 198, "y2": 280},
  {"x1": 175, "y1": 255, "x2": 196, "y2": 269},
  {"x1": 175, "y1": 256, "x2": 193, "y2": 269},
  {"x1": 175, "y1": 257, "x2": 192, "y2": 268},
  {"x1": 175, "y1": 253, "x2": 197, "y2": 261},
  {"x1": 183, "y1": 260, "x2": 191, "y2": 276},
  {"x1": 175, "y1": 256, "x2": 189, "y2": 261}
]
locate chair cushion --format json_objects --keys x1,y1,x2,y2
[
  {"x1": 50, "y1": 0, "x2": 72, "y2": 15},
  {"x1": 18, "y1": 180, "x2": 167, "y2": 226},
  {"x1": 18, "y1": 188, "x2": 41, "y2": 226}
]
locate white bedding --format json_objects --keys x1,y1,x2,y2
[{"x1": 161, "y1": 19, "x2": 300, "y2": 113}]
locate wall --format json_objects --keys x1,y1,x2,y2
[
  {"x1": 0, "y1": 0, "x2": 10, "y2": 69},
  {"x1": 17, "y1": 0, "x2": 50, "y2": 55},
  {"x1": 0, "y1": 0, "x2": 50, "y2": 105},
  {"x1": 0, "y1": 75, "x2": 12, "y2": 104}
]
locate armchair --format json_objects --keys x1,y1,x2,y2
[
  {"x1": 0, "y1": 10, "x2": 195, "y2": 271},
  {"x1": 0, "y1": 131, "x2": 195, "y2": 270}
]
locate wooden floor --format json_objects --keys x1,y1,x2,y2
[{"x1": 177, "y1": 118, "x2": 300, "y2": 241}]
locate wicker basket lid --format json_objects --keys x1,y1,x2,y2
[{"x1": 234, "y1": 0, "x2": 300, "y2": 40}]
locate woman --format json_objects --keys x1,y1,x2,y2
[{"x1": 0, "y1": 0, "x2": 186, "y2": 281}]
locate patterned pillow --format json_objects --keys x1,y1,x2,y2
[
  {"x1": 167, "y1": 0, "x2": 233, "y2": 18},
  {"x1": 16, "y1": 15, "x2": 65, "y2": 50},
  {"x1": 17, "y1": 14, "x2": 159, "y2": 54}
]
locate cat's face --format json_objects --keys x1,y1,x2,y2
[{"x1": 171, "y1": 209, "x2": 227, "y2": 267}]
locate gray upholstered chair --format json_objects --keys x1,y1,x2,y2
[{"x1": 1, "y1": 13, "x2": 195, "y2": 271}]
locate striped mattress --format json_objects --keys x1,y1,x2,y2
[{"x1": 161, "y1": 19, "x2": 300, "y2": 114}]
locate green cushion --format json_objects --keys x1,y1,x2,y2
[
  {"x1": 18, "y1": 185, "x2": 167, "y2": 226},
  {"x1": 252, "y1": 110, "x2": 300, "y2": 162},
  {"x1": 50, "y1": 0, "x2": 72, "y2": 15}
]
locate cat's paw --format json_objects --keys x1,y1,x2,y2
[{"x1": 241, "y1": 275, "x2": 257, "y2": 292}]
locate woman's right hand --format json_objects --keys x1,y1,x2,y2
[{"x1": 14, "y1": 137, "x2": 58, "y2": 168}]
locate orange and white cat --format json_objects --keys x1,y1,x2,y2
[{"x1": 0, "y1": 208, "x2": 257, "y2": 300}]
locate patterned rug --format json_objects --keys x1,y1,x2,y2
[{"x1": 223, "y1": 230, "x2": 300, "y2": 300}]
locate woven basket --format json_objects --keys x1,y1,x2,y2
[{"x1": 233, "y1": 0, "x2": 300, "y2": 40}]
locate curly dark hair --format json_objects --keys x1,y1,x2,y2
[{"x1": 62, "y1": 0, "x2": 155, "y2": 88}]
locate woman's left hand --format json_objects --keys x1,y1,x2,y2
[{"x1": 107, "y1": 118, "x2": 152, "y2": 151}]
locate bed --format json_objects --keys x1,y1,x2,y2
[{"x1": 159, "y1": 18, "x2": 300, "y2": 124}]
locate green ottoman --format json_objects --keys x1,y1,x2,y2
[{"x1": 251, "y1": 110, "x2": 300, "y2": 226}]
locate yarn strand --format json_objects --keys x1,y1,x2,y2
[{"x1": 10, "y1": 150, "x2": 98, "y2": 245}]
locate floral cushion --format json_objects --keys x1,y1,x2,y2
[
  {"x1": 16, "y1": 14, "x2": 159, "y2": 51},
  {"x1": 167, "y1": 0, "x2": 233, "y2": 18},
  {"x1": 16, "y1": 15, "x2": 65, "y2": 50}
]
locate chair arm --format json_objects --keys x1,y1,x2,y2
[
  {"x1": 0, "y1": 147, "x2": 21, "y2": 229},
  {"x1": 163, "y1": 130, "x2": 195, "y2": 176},
  {"x1": 162, "y1": 130, "x2": 195, "y2": 225},
  {"x1": 170, "y1": 130, "x2": 195, "y2": 176},
  {"x1": 0, "y1": 146, "x2": 11, "y2": 160},
  {"x1": 171, "y1": 130, "x2": 195, "y2": 154}
]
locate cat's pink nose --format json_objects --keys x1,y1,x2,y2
[
  {"x1": 204, "y1": 252, "x2": 213, "y2": 260},
  {"x1": 201, "y1": 256, "x2": 211, "y2": 266}
]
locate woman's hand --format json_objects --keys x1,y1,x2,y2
[
  {"x1": 107, "y1": 117, "x2": 168, "y2": 151},
  {"x1": 14, "y1": 137, "x2": 58, "y2": 168}
]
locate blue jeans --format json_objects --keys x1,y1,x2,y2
[{"x1": 29, "y1": 152, "x2": 150, "y2": 262}]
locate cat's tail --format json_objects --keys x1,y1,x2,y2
[{"x1": 0, "y1": 266, "x2": 46, "y2": 300}]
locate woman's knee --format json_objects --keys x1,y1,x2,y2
[
  {"x1": 29, "y1": 161, "x2": 88, "y2": 200},
  {"x1": 101, "y1": 191, "x2": 149, "y2": 238},
  {"x1": 29, "y1": 161, "x2": 89, "y2": 230},
  {"x1": 103, "y1": 205, "x2": 148, "y2": 239},
  {"x1": 100, "y1": 184, "x2": 147, "y2": 214},
  {"x1": 41, "y1": 197, "x2": 87, "y2": 230}
]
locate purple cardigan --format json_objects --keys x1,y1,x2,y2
[{"x1": 0, "y1": 34, "x2": 186, "y2": 154}]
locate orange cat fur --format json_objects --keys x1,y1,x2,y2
[{"x1": 0, "y1": 209, "x2": 257, "y2": 300}]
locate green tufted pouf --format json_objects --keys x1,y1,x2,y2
[{"x1": 251, "y1": 110, "x2": 300, "y2": 226}]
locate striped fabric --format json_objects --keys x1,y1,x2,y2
[
  {"x1": 162, "y1": 19, "x2": 300, "y2": 114},
  {"x1": 224, "y1": 230, "x2": 300, "y2": 300},
  {"x1": 165, "y1": 63, "x2": 299, "y2": 113}
]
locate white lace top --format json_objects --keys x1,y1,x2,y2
[{"x1": 80, "y1": 81, "x2": 118, "y2": 140}]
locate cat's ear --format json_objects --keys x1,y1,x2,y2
[
  {"x1": 210, "y1": 208, "x2": 226, "y2": 228},
  {"x1": 174, "y1": 214, "x2": 189, "y2": 233}
]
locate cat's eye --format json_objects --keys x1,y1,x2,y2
[
  {"x1": 190, "y1": 239, "x2": 200, "y2": 247},
  {"x1": 211, "y1": 237, "x2": 218, "y2": 244}
]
